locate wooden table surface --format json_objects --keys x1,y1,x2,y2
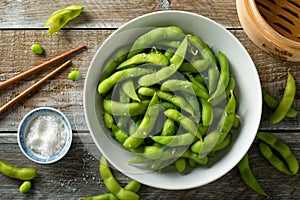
[{"x1": 1, "y1": 1, "x2": 299, "y2": 199}]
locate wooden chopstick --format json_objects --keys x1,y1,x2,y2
[
  {"x1": 0, "y1": 45, "x2": 86, "y2": 90},
  {"x1": 0, "y1": 60, "x2": 72, "y2": 114}
]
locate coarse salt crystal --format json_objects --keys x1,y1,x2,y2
[{"x1": 25, "y1": 114, "x2": 68, "y2": 158}]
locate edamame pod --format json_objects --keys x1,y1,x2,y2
[
  {"x1": 258, "y1": 141, "x2": 292, "y2": 175},
  {"x1": 138, "y1": 37, "x2": 188, "y2": 86},
  {"x1": 262, "y1": 89, "x2": 298, "y2": 118},
  {"x1": 128, "y1": 26, "x2": 185, "y2": 58},
  {"x1": 99, "y1": 157, "x2": 139, "y2": 200},
  {"x1": 151, "y1": 133, "x2": 195, "y2": 147},
  {"x1": 117, "y1": 53, "x2": 169, "y2": 70},
  {"x1": 270, "y1": 70, "x2": 296, "y2": 124},
  {"x1": 237, "y1": 154, "x2": 268, "y2": 196},
  {"x1": 256, "y1": 132, "x2": 299, "y2": 175},
  {"x1": 103, "y1": 100, "x2": 150, "y2": 116},
  {"x1": 121, "y1": 80, "x2": 140, "y2": 102},
  {"x1": 0, "y1": 160, "x2": 37, "y2": 181}
]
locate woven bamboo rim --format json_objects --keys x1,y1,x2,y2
[{"x1": 236, "y1": 0, "x2": 300, "y2": 61}]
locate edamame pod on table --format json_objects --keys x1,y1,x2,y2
[
  {"x1": 99, "y1": 156, "x2": 139, "y2": 200},
  {"x1": 269, "y1": 70, "x2": 296, "y2": 124},
  {"x1": 0, "y1": 160, "x2": 37, "y2": 181},
  {"x1": 256, "y1": 132, "x2": 299, "y2": 175},
  {"x1": 45, "y1": 5, "x2": 84, "y2": 34},
  {"x1": 262, "y1": 89, "x2": 298, "y2": 118},
  {"x1": 258, "y1": 141, "x2": 293, "y2": 175},
  {"x1": 237, "y1": 154, "x2": 268, "y2": 197},
  {"x1": 128, "y1": 26, "x2": 185, "y2": 58}
]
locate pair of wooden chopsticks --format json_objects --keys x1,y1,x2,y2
[{"x1": 0, "y1": 45, "x2": 86, "y2": 114}]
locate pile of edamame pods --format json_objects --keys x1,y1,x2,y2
[{"x1": 97, "y1": 26, "x2": 240, "y2": 173}]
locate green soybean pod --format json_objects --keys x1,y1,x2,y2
[
  {"x1": 45, "y1": 5, "x2": 84, "y2": 34},
  {"x1": 151, "y1": 133, "x2": 195, "y2": 147},
  {"x1": 0, "y1": 160, "x2": 37, "y2": 180},
  {"x1": 161, "y1": 79, "x2": 209, "y2": 100},
  {"x1": 99, "y1": 156, "x2": 139, "y2": 200},
  {"x1": 209, "y1": 51, "x2": 230, "y2": 102},
  {"x1": 256, "y1": 132, "x2": 299, "y2": 175},
  {"x1": 211, "y1": 132, "x2": 232, "y2": 152},
  {"x1": 262, "y1": 89, "x2": 298, "y2": 118},
  {"x1": 130, "y1": 145, "x2": 163, "y2": 160},
  {"x1": 98, "y1": 67, "x2": 154, "y2": 95},
  {"x1": 123, "y1": 94, "x2": 160, "y2": 149},
  {"x1": 237, "y1": 154, "x2": 268, "y2": 196},
  {"x1": 121, "y1": 80, "x2": 140, "y2": 102},
  {"x1": 111, "y1": 125, "x2": 129, "y2": 144},
  {"x1": 258, "y1": 141, "x2": 292, "y2": 175},
  {"x1": 117, "y1": 53, "x2": 169, "y2": 70},
  {"x1": 175, "y1": 158, "x2": 186, "y2": 173},
  {"x1": 269, "y1": 70, "x2": 296, "y2": 124},
  {"x1": 124, "y1": 180, "x2": 141, "y2": 193},
  {"x1": 103, "y1": 100, "x2": 150, "y2": 116},
  {"x1": 128, "y1": 26, "x2": 185, "y2": 58},
  {"x1": 200, "y1": 98, "x2": 213, "y2": 126},
  {"x1": 104, "y1": 111, "x2": 114, "y2": 129},
  {"x1": 164, "y1": 109, "x2": 198, "y2": 135},
  {"x1": 161, "y1": 118, "x2": 177, "y2": 136},
  {"x1": 100, "y1": 46, "x2": 129, "y2": 82}
]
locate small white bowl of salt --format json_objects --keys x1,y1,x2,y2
[{"x1": 17, "y1": 107, "x2": 72, "y2": 164}]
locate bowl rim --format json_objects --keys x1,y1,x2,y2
[
  {"x1": 17, "y1": 107, "x2": 72, "y2": 164},
  {"x1": 84, "y1": 10, "x2": 262, "y2": 190}
]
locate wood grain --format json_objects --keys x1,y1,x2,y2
[
  {"x1": 1, "y1": 1, "x2": 300, "y2": 199},
  {"x1": 0, "y1": 0, "x2": 241, "y2": 29}
]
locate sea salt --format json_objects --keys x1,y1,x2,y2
[{"x1": 25, "y1": 114, "x2": 68, "y2": 158}]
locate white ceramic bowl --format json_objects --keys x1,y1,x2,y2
[
  {"x1": 18, "y1": 107, "x2": 72, "y2": 164},
  {"x1": 84, "y1": 10, "x2": 262, "y2": 190}
]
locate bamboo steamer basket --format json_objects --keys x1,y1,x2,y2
[{"x1": 236, "y1": 0, "x2": 300, "y2": 61}]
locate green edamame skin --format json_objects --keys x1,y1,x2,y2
[
  {"x1": 128, "y1": 26, "x2": 185, "y2": 58},
  {"x1": 98, "y1": 67, "x2": 155, "y2": 94},
  {"x1": 175, "y1": 158, "x2": 186, "y2": 173},
  {"x1": 103, "y1": 99, "x2": 150, "y2": 116},
  {"x1": 19, "y1": 181, "x2": 31, "y2": 193},
  {"x1": 161, "y1": 118, "x2": 177, "y2": 136},
  {"x1": 137, "y1": 37, "x2": 188, "y2": 86},
  {"x1": 117, "y1": 52, "x2": 169, "y2": 70},
  {"x1": 100, "y1": 46, "x2": 129, "y2": 82},
  {"x1": 237, "y1": 154, "x2": 268, "y2": 196},
  {"x1": 258, "y1": 141, "x2": 292, "y2": 175},
  {"x1": 123, "y1": 94, "x2": 161, "y2": 149},
  {"x1": 99, "y1": 156, "x2": 139, "y2": 200},
  {"x1": 269, "y1": 70, "x2": 296, "y2": 124},
  {"x1": 161, "y1": 79, "x2": 209, "y2": 99},
  {"x1": 262, "y1": 89, "x2": 298, "y2": 118},
  {"x1": 209, "y1": 51, "x2": 230, "y2": 102},
  {"x1": 45, "y1": 5, "x2": 84, "y2": 34},
  {"x1": 256, "y1": 132, "x2": 299, "y2": 175},
  {"x1": 0, "y1": 160, "x2": 37, "y2": 181},
  {"x1": 151, "y1": 133, "x2": 195, "y2": 147}
]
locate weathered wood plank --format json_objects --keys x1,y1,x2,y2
[
  {"x1": 1, "y1": 30, "x2": 299, "y2": 131},
  {"x1": 0, "y1": 132, "x2": 299, "y2": 199},
  {"x1": 0, "y1": 0, "x2": 241, "y2": 29}
]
